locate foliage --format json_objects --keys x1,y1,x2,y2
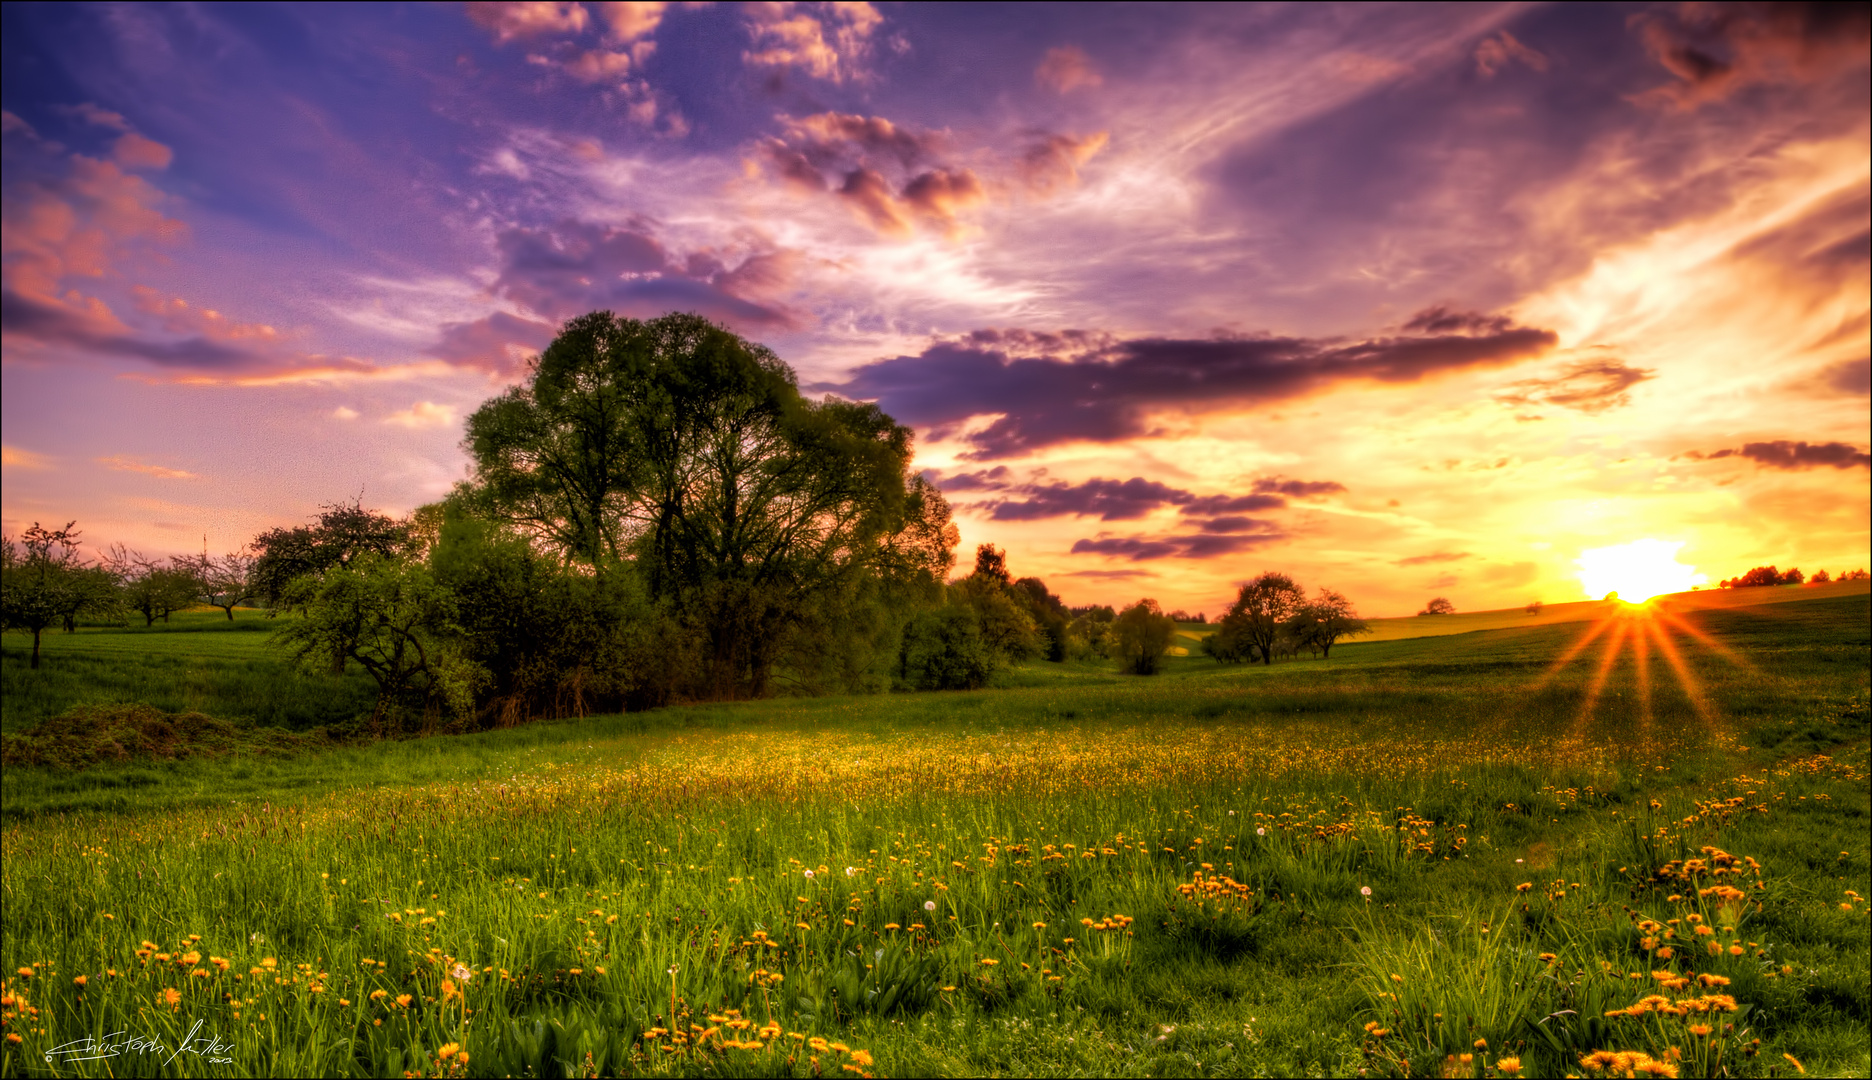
[
  {"x1": 1288, "y1": 587, "x2": 1369, "y2": 658},
  {"x1": 184, "y1": 548, "x2": 257, "y2": 619},
  {"x1": 1225, "y1": 572, "x2": 1308, "y2": 665},
  {"x1": 1720, "y1": 565, "x2": 1807, "y2": 589},
  {"x1": 1113, "y1": 597, "x2": 1177, "y2": 675},
  {"x1": 897, "y1": 601, "x2": 999, "y2": 690},
  {"x1": 105, "y1": 545, "x2": 200, "y2": 627},
  {"x1": 1, "y1": 523, "x2": 117, "y2": 669},
  {"x1": 1419, "y1": 596, "x2": 1457, "y2": 615},
  {"x1": 250, "y1": 498, "x2": 413, "y2": 607},
  {"x1": 430, "y1": 511, "x2": 678, "y2": 719},
  {"x1": 273, "y1": 554, "x2": 485, "y2": 730},
  {"x1": 462, "y1": 311, "x2": 958, "y2": 701}
]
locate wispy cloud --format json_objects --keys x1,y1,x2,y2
[{"x1": 98, "y1": 455, "x2": 196, "y2": 479}]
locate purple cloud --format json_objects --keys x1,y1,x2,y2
[{"x1": 833, "y1": 311, "x2": 1556, "y2": 457}]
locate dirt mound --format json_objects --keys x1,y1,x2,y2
[{"x1": 1, "y1": 703, "x2": 330, "y2": 770}]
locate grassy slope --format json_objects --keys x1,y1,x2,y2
[
  {"x1": 0, "y1": 592, "x2": 1866, "y2": 1077},
  {"x1": 1, "y1": 607, "x2": 377, "y2": 733},
  {"x1": 1173, "y1": 578, "x2": 1871, "y2": 644}
]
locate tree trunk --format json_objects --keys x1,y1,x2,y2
[
  {"x1": 224, "y1": 605, "x2": 236, "y2": 621},
  {"x1": 31, "y1": 628, "x2": 42, "y2": 669}
]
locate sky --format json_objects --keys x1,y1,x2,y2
[{"x1": 2, "y1": 1, "x2": 1867, "y2": 618}]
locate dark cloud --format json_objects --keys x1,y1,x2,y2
[
  {"x1": 1817, "y1": 357, "x2": 1870, "y2": 396},
  {"x1": 1635, "y1": 2, "x2": 1872, "y2": 107},
  {"x1": 427, "y1": 311, "x2": 557, "y2": 374},
  {"x1": 1070, "y1": 526, "x2": 1286, "y2": 561},
  {"x1": 1, "y1": 288, "x2": 268, "y2": 371},
  {"x1": 1396, "y1": 551, "x2": 1472, "y2": 567},
  {"x1": 832, "y1": 309, "x2": 1556, "y2": 457},
  {"x1": 1196, "y1": 515, "x2": 1274, "y2": 534},
  {"x1": 920, "y1": 466, "x2": 1012, "y2": 491},
  {"x1": 1496, "y1": 357, "x2": 1655, "y2": 414},
  {"x1": 1250, "y1": 477, "x2": 1346, "y2": 498},
  {"x1": 951, "y1": 473, "x2": 1338, "y2": 521},
  {"x1": 490, "y1": 219, "x2": 797, "y2": 330},
  {"x1": 1057, "y1": 568, "x2": 1152, "y2": 580},
  {"x1": 983, "y1": 477, "x2": 1193, "y2": 521},
  {"x1": 1698, "y1": 440, "x2": 1872, "y2": 470},
  {"x1": 1181, "y1": 493, "x2": 1288, "y2": 515}
]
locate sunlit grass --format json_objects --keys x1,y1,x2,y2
[{"x1": 1, "y1": 595, "x2": 1867, "y2": 1076}]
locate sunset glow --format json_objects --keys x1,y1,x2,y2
[
  {"x1": 2, "y1": 4, "x2": 1866, "y2": 613},
  {"x1": 1574, "y1": 539, "x2": 1707, "y2": 604}
]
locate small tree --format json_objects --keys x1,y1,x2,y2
[
  {"x1": 107, "y1": 547, "x2": 201, "y2": 626},
  {"x1": 1225, "y1": 572, "x2": 1307, "y2": 665},
  {"x1": 1288, "y1": 588, "x2": 1369, "y2": 659},
  {"x1": 186, "y1": 545, "x2": 256, "y2": 620},
  {"x1": 1113, "y1": 598, "x2": 1177, "y2": 675},
  {"x1": 1525, "y1": 600, "x2": 1544, "y2": 614},
  {"x1": 2, "y1": 524, "x2": 95, "y2": 666},
  {"x1": 273, "y1": 554, "x2": 484, "y2": 728},
  {"x1": 1418, "y1": 597, "x2": 1455, "y2": 615},
  {"x1": 1810, "y1": 569, "x2": 1831, "y2": 583}
]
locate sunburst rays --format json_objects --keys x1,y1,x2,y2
[{"x1": 1542, "y1": 599, "x2": 1737, "y2": 727}]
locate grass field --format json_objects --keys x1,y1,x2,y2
[{"x1": 1, "y1": 592, "x2": 1867, "y2": 1077}]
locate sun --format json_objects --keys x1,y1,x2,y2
[{"x1": 1574, "y1": 539, "x2": 1707, "y2": 604}]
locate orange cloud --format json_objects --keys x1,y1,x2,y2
[
  {"x1": 2, "y1": 446, "x2": 52, "y2": 471},
  {"x1": 1017, "y1": 132, "x2": 1109, "y2": 197},
  {"x1": 383, "y1": 401, "x2": 458, "y2": 429},
  {"x1": 465, "y1": 1, "x2": 589, "y2": 43},
  {"x1": 743, "y1": 1, "x2": 882, "y2": 83},
  {"x1": 1473, "y1": 31, "x2": 1547, "y2": 78},
  {"x1": 1036, "y1": 45, "x2": 1101, "y2": 93},
  {"x1": 593, "y1": 1, "x2": 667, "y2": 42},
  {"x1": 97, "y1": 455, "x2": 196, "y2": 479}
]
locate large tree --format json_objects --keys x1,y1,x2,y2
[
  {"x1": 1224, "y1": 572, "x2": 1307, "y2": 665},
  {"x1": 462, "y1": 311, "x2": 956, "y2": 699}
]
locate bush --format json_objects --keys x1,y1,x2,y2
[{"x1": 897, "y1": 605, "x2": 998, "y2": 690}]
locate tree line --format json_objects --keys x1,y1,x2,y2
[
  {"x1": 1718, "y1": 565, "x2": 1866, "y2": 589},
  {"x1": 3, "y1": 312, "x2": 1387, "y2": 729},
  {"x1": 0, "y1": 521, "x2": 257, "y2": 668}
]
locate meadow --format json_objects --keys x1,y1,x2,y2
[{"x1": 1, "y1": 591, "x2": 1867, "y2": 1077}]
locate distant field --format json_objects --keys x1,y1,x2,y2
[
  {"x1": 0, "y1": 607, "x2": 377, "y2": 733},
  {"x1": 1, "y1": 592, "x2": 1867, "y2": 1077},
  {"x1": 1174, "y1": 578, "x2": 1872, "y2": 645}
]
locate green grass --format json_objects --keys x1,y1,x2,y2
[
  {"x1": 0, "y1": 593, "x2": 1866, "y2": 1077},
  {"x1": 1, "y1": 608, "x2": 377, "y2": 734}
]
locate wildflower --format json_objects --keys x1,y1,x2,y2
[
  {"x1": 1516, "y1": 882, "x2": 1532, "y2": 892},
  {"x1": 980, "y1": 958, "x2": 999, "y2": 966},
  {"x1": 72, "y1": 975, "x2": 86, "y2": 987},
  {"x1": 396, "y1": 994, "x2": 413, "y2": 1008},
  {"x1": 1474, "y1": 1038, "x2": 1487, "y2": 1050},
  {"x1": 1256, "y1": 828, "x2": 1266, "y2": 836},
  {"x1": 13, "y1": 968, "x2": 30, "y2": 979},
  {"x1": 451, "y1": 964, "x2": 473, "y2": 981},
  {"x1": 845, "y1": 867, "x2": 857, "y2": 877},
  {"x1": 1033, "y1": 922, "x2": 1047, "y2": 930},
  {"x1": 924, "y1": 900, "x2": 937, "y2": 911},
  {"x1": 1782, "y1": 1053, "x2": 1804, "y2": 1073},
  {"x1": 370, "y1": 990, "x2": 387, "y2": 1001},
  {"x1": 1688, "y1": 1024, "x2": 1711, "y2": 1037},
  {"x1": 162, "y1": 988, "x2": 181, "y2": 1008},
  {"x1": 1497, "y1": 1058, "x2": 1522, "y2": 1075},
  {"x1": 884, "y1": 923, "x2": 900, "y2": 931},
  {"x1": 1360, "y1": 886, "x2": 1372, "y2": 898},
  {"x1": 437, "y1": 1043, "x2": 461, "y2": 1059}
]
